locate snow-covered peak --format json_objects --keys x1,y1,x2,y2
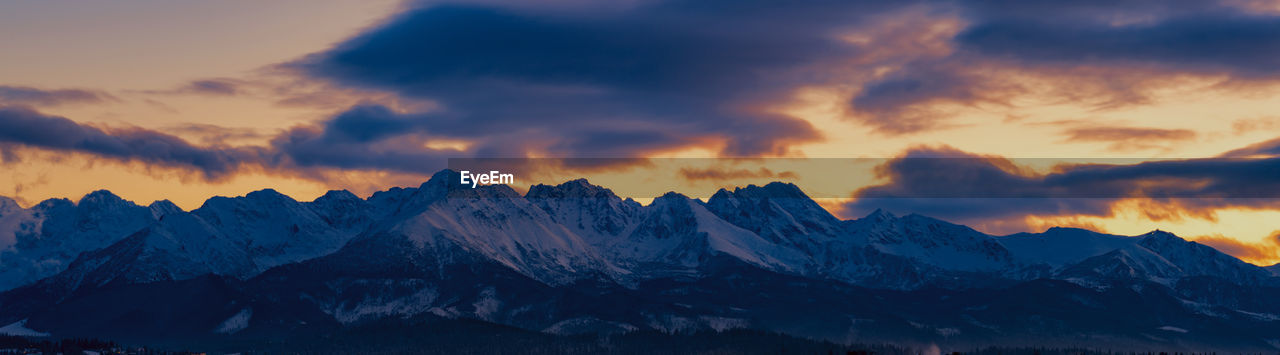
[
  {"x1": 36, "y1": 212, "x2": 255, "y2": 290},
  {"x1": 1134, "y1": 230, "x2": 1269, "y2": 284},
  {"x1": 313, "y1": 190, "x2": 361, "y2": 204},
  {"x1": 1047, "y1": 229, "x2": 1272, "y2": 286},
  {"x1": 704, "y1": 181, "x2": 843, "y2": 246},
  {"x1": 192, "y1": 187, "x2": 354, "y2": 270},
  {"x1": 76, "y1": 190, "x2": 131, "y2": 209},
  {"x1": 0, "y1": 191, "x2": 157, "y2": 292},
  {"x1": 31, "y1": 198, "x2": 73, "y2": 214},
  {"x1": 651, "y1": 191, "x2": 694, "y2": 207},
  {"x1": 0, "y1": 196, "x2": 21, "y2": 212},
  {"x1": 147, "y1": 200, "x2": 183, "y2": 219},
  {"x1": 1135, "y1": 230, "x2": 1183, "y2": 248},
  {"x1": 749, "y1": 182, "x2": 806, "y2": 198},
  {"x1": 526, "y1": 178, "x2": 618, "y2": 199},
  {"x1": 245, "y1": 188, "x2": 292, "y2": 202},
  {"x1": 845, "y1": 209, "x2": 1017, "y2": 272},
  {"x1": 999, "y1": 227, "x2": 1134, "y2": 268},
  {"x1": 309, "y1": 190, "x2": 373, "y2": 233},
  {"x1": 615, "y1": 190, "x2": 809, "y2": 275},
  {"x1": 1055, "y1": 247, "x2": 1180, "y2": 285},
  {"x1": 527, "y1": 179, "x2": 639, "y2": 237},
  {"x1": 860, "y1": 208, "x2": 897, "y2": 223}
]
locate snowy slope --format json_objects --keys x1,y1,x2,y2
[
  {"x1": 704, "y1": 182, "x2": 845, "y2": 247},
  {"x1": 844, "y1": 210, "x2": 1019, "y2": 273},
  {"x1": 999, "y1": 227, "x2": 1136, "y2": 268},
  {"x1": 192, "y1": 188, "x2": 354, "y2": 269},
  {"x1": 397, "y1": 183, "x2": 610, "y2": 285},
  {"x1": 1051, "y1": 230, "x2": 1273, "y2": 286},
  {"x1": 0, "y1": 191, "x2": 159, "y2": 291}
]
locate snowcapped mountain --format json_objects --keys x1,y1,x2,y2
[
  {"x1": 192, "y1": 188, "x2": 356, "y2": 270},
  {"x1": 4, "y1": 170, "x2": 1273, "y2": 293},
  {"x1": 2, "y1": 170, "x2": 1279, "y2": 350},
  {"x1": 1002, "y1": 228, "x2": 1273, "y2": 286},
  {"x1": 0, "y1": 186, "x2": 375, "y2": 294},
  {"x1": 845, "y1": 210, "x2": 1019, "y2": 273},
  {"x1": 704, "y1": 182, "x2": 845, "y2": 246},
  {"x1": 0, "y1": 191, "x2": 161, "y2": 291}
]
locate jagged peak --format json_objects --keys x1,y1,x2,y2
[
  {"x1": 147, "y1": 200, "x2": 183, "y2": 217},
  {"x1": 423, "y1": 169, "x2": 460, "y2": 187},
  {"x1": 33, "y1": 197, "x2": 73, "y2": 211},
  {"x1": 0, "y1": 195, "x2": 20, "y2": 211},
  {"x1": 710, "y1": 181, "x2": 811, "y2": 200},
  {"x1": 655, "y1": 191, "x2": 690, "y2": 200},
  {"x1": 862, "y1": 208, "x2": 896, "y2": 222},
  {"x1": 648, "y1": 191, "x2": 692, "y2": 208},
  {"x1": 743, "y1": 181, "x2": 808, "y2": 198},
  {"x1": 525, "y1": 178, "x2": 618, "y2": 199},
  {"x1": 313, "y1": 189, "x2": 361, "y2": 203},
  {"x1": 196, "y1": 188, "x2": 298, "y2": 212},
  {"x1": 77, "y1": 189, "x2": 132, "y2": 208},
  {"x1": 244, "y1": 188, "x2": 291, "y2": 201},
  {"x1": 1137, "y1": 229, "x2": 1185, "y2": 245},
  {"x1": 1044, "y1": 226, "x2": 1095, "y2": 233},
  {"x1": 369, "y1": 186, "x2": 417, "y2": 201},
  {"x1": 895, "y1": 213, "x2": 966, "y2": 229}
]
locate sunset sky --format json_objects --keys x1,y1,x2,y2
[{"x1": 3, "y1": 0, "x2": 1280, "y2": 264}]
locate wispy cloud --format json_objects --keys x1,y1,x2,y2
[
  {"x1": 1062, "y1": 126, "x2": 1197, "y2": 152},
  {"x1": 0, "y1": 85, "x2": 116, "y2": 107}
]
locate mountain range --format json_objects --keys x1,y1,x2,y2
[{"x1": 1, "y1": 170, "x2": 1278, "y2": 351}]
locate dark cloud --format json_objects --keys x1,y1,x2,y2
[
  {"x1": 956, "y1": 11, "x2": 1280, "y2": 77},
  {"x1": 0, "y1": 103, "x2": 464, "y2": 178},
  {"x1": 0, "y1": 106, "x2": 265, "y2": 180},
  {"x1": 271, "y1": 0, "x2": 1280, "y2": 144},
  {"x1": 846, "y1": 146, "x2": 1280, "y2": 228},
  {"x1": 180, "y1": 79, "x2": 240, "y2": 96},
  {"x1": 271, "y1": 126, "x2": 455, "y2": 175},
  {"x1": 145, "y1": 78, "x2": 242, "y2": 96},
  {"x1": 849, "y1": 59, "x2": 1017, "y2": 133},
  {"x1": 0, "y1": 86, "x2": 115, "y2": 107},
  {"x1": 288, "y1": 1, "x2": 921, "y2": 157}
]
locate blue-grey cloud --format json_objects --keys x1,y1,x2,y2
[
  {"x1": 846, "y1": 146, "x2": 1280, "y2": 227},
  {"x1": 178, "y1": 79, "x2": 240, "y2": 96},
  {"x1": 144, "y1": 79, "x2": 242, "y2": 96},
  {"x1": 288, "y1": 1, "x2": 928, "y2": 157},
  {"x1": 957, "y1": 14, "x2": 1280, "y2": 76},
  {"x1": 0, "y1": 86, "x2": 115, "y2": 107},
  {"x1": 288, "y1": 0, "x2": 1280, "y2": 143},
  {"x1": 846, "y1": 0, "x2": 1280, "y2": 133},
  {"x1": 0, "y1": 106, "x2": 265, "y2": 180}
]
